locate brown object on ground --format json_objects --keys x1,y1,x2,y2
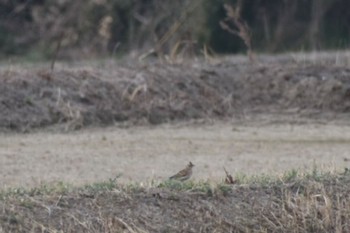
[
  {"x1": 169, "y1": 162, "x2": 194, "y2": 181},
  {"x1": 224, "y1": 167, "x2": 236, "y2": 184}
]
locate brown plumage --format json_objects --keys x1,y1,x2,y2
[{"x1": 169, "y1": 162, "x2": 194, "y2": 181}]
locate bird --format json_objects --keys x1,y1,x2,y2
[{"x1": 169, "y1": 162, "x2": 194, "y2": 181}]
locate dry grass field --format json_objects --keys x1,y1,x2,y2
[
  {"x1": 2, "y1": 52, "x2": 350, "y2": 232},
  {"x1": 1, "y1": 119, "x2": 350, "y2": 189}
]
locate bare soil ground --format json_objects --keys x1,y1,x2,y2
[
  {"x1": 2, "y1": 52, "x2": 350, "y2": 232},
  {"x1": 1, "y1": 119, "x2": 350, "y2": 189}
]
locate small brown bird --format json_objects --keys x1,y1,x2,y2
[{"x1": 169, "y1": 162, "x2": 194, "y2": 181}]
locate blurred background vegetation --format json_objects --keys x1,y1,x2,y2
[{"x1": 0, "y1": 0, "x2": 349, "y2": 60}]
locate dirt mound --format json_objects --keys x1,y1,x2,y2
[
  {"x1": 1, "y1": 60, "x2": 350, "y2": 131},
  {"x1": 1, "y1": 173, "x2": 350, "y2": 232}
]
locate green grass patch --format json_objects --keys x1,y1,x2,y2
[{"x1": 0, "y1": 167, "x2": 347, "y2": 199}]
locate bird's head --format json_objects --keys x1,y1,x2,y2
[{"x1": 188, "y1": 162, "x2": 194, "y2": 168}]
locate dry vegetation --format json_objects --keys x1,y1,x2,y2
[
  {"x1": 220, "y1": 1, "x2": 255, "y2": 62},
  {"x1": 1, "y1": 169, "x2": 350, "y2": 232},
  {"x1": 1, "y1": 0, "x2": 349, "y2": 59},
  {"x1": 2, "y1": 52, "x2": 350, "y2": 132},
  {"x1": 1, "y1": 52, "x2": 350, "y2": 231},
  {"x1": 1, "y1": 1, "x2": 350, "y2": 231}
]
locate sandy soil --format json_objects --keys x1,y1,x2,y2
[{"x1": 1, "y1": 119, "x2": 350, "y2": 189}]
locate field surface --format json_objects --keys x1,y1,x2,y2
[
  {"x1": 2, "y1": 52, "x2": 350, "y2": 232},
  {"x1": 1, "y1": 119, "x2": 350, "y2": 188}
]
